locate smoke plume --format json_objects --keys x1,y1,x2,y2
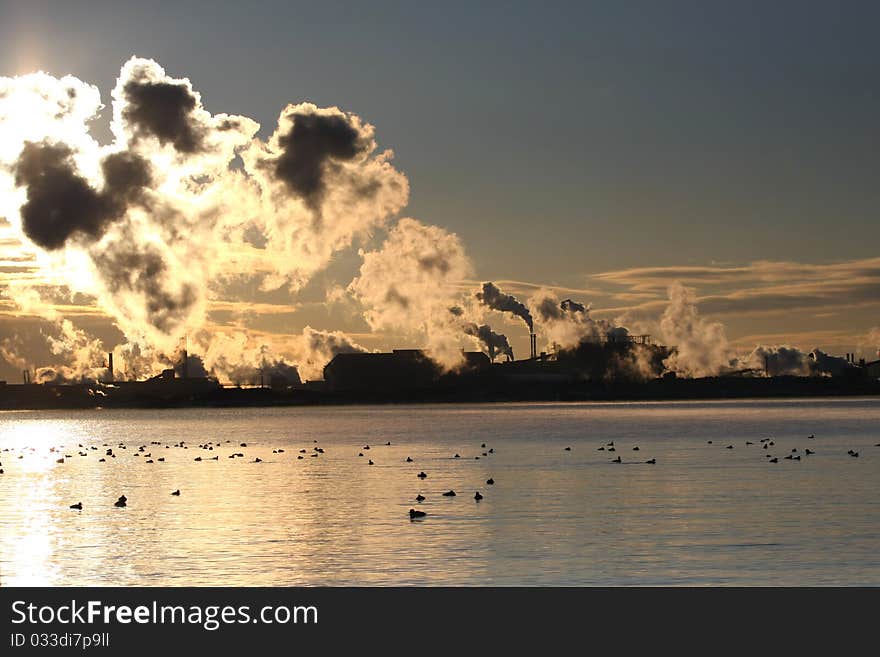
[
  {"x1": 529, "y1": 288, "x2": 628, "y2": 351},
  {"x1": 463, "y1": 323, "x2": 513, "y2": 362},
  {"x1": 477, "y1": 282, "x2": 533, "y2": 331}
]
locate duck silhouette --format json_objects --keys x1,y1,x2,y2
[
  {"x1": 474, "y1": 491, "x2": 483, "y2": 501},
  {"x1": 406, "y1": 457, "x2": 413, "y2": 462},
  {"x1": 564, "y1": 447, "x2": 572, "y2": 451},
  {"x1": 769, "y1": 457, "x2": 778, "y2": 463},
  {"x1": 368, "y1": 460, "x2": 374, "y2": 465},
  {"x1": 805, "y1": 449, "x2": 814, "y2": 455},
  {"x1": 612, "y1": 456, "x2": 622, "y2": 463},
  {"x1": 486, "y1": 478, "x2": 494, "y2": 485},
  {"x1": 114, "y1": 495, "x2": 127, "y2": 508},
  {"x1": 442, "y1": 490, "x2": 456, "y2": 497},
  {"x1": 409, "y1": 509, "x2": 427, "y2": 519},
  {"x1": 417, "y1": 472, "x2": 427, "y2": 479},
  {"x1": 415, "y1": 494, "x2": 425, "y2": 502},
  {"x1": 645, "y1": 458, "x2": 656, "y2": 464},
  {"x1": 70, "y1": 502, "x2": 82, "y2": 510},
  {"x1": 171, "y1": 490, "x2": 180, "y2": 496}
]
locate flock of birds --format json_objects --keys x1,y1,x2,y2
[
  {"x1": 1, "y1": 431, "x2": 877, "y2": 521},
  {"x1": 0, "y1": 436, "x2": 506, "y2": 520}
]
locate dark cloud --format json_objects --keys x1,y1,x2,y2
[
  {"x1": 384, "y1": 286, "x2": 410, "y2": 309},
  {"x1": 417, "y1": 253, "x2": 452, "y2": 274},
  {"x1": 13, "y1": 141, "x2": 151, "y2": 250},
  {"x1": 122, "y1": 73, "x2": 205, "y2": 153},
  {"x1": 463, "y1": 323, "x2": 513, "y2": 361},
  {"x1": 476, "y1": 282, "x2": 533, "y2": 331},
  {"x1": 92, "y1": 242, "x2": 196, "y2": 334},
  {"x1": 560, "y1": 298, "x2": 586, "y2": 313},
  {"x1": 273, "y1": 110, "x2": 368, "y2": 210}
]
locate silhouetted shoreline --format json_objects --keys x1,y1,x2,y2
[{"x1": 1, "y1": 376, "x2": 878, "y2": 410}]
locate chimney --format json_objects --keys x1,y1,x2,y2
[
  {"x1": 529, "y1": 333, "x2": 537, "y2": 359},
  {"x1": 108, "y1": 352, "x2": 114, "y2": 381}
]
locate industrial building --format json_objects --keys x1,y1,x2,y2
[{"x1": 323, "y1": 349, "x2": 489, "y2": 392}]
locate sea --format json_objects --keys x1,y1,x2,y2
[{"x1": 1, "y1": 398, "x2": 878, "y2": 586}]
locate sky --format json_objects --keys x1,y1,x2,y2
[{"x1": 0, "y1": 0, "x2": 878, "y2": 382}]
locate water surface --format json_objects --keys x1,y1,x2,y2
[{"x1": 1, "y1": 398, "x2": 878, "y2": 585}]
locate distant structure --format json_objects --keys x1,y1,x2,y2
[{"x1": 324, "y1": 349, "x2": 490, "y2": 392}]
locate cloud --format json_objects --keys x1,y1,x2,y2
[
  {"x1": 349, "y1": 218, "x2": 473, "y2": 369},
  {"x1": 119, "y1": 60, "x2": 207, "y2": 153},
  {"x1": 12, "y1": 141, "x2": 151, "y2": 250},
  {"x1": 528, "y1": 287, "x2": 627, "y2": 351},
  {"x1": 270, "y1": 107, "x2": 370, "y2": 210},
  {"x1": 658, "y1": 282, "x2": 733, "y2": 377}
]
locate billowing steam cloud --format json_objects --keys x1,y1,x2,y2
[
  {"x1": 13, "y1": 142, "x2": 152, "y2": 249},
  {"x1": 243, "y1": 102, "x2": 408, "y2": 290},
  {"x1": 657, "y1": 283, "x2": 855, "y2": 378},
  {"x1": 529, "y1": 288, "x2": 628, "y2": 351},
  {"x1": 270, "y1": 107, "x2": 370, "y2": 211},
  {"x1": 477, "y1": 282, "x2": 532, "y2": 331},
  {"x1": 349, "y1": 218, "x2": 473, "y2": 370},
  {"x1": 463, "y1": 323, "x2": 513, "y2": 362},
  {"x1": 659, "y1": 283, "x2": 734, "y2": 377},
  {"x1": 120, "y1": 63, "x2": 207, "y2": 153},
  {"x1": 0, "y1": 57, "x2": 412, "y2": 379},
  {"x1": 739, "y1": 345, "x2": 814, "y2": 376},
  {"x1": 865, "y1": 327, "x2": 880, "y2": 360}
]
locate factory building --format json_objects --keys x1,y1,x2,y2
[{"x1": 323, "y1": 349, "x2": 490, "y2": 392}]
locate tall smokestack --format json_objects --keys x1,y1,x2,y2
[
  {"x1": 530, "y1": 333, "x2": 536, "y2": 360},
  {"x1": 108, "y1": 352, "x2": 114, "y2": 381}
]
